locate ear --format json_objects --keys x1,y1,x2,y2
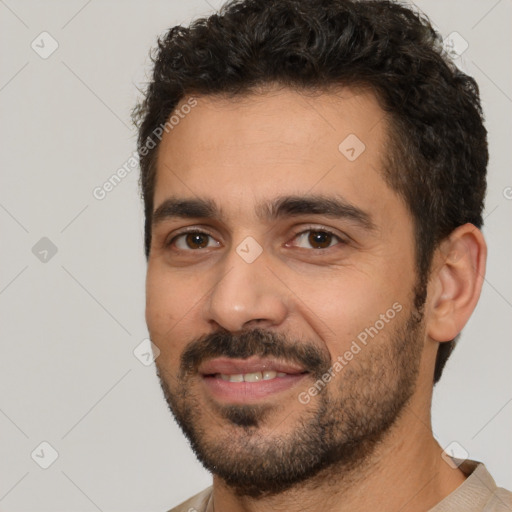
[{"x1": 426, "y1": 223, "x2": 487, "y2": 342}]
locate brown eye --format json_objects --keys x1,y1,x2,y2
[
  {"x1": 185, "y1": 233, "x2": 209, "y2": 249},
  {"x1": 292, "y1": 229, "x2": 342, "y2": 250},
  {"x1": 171, "y1": 231, "x2": 219, "y2": 250},
  {"x1": 308, "y1": 231, "x2": 333, "y2": 249}
]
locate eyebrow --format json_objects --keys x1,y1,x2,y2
[{"x1": 152, "y1": 194, "x2": 375, "y2": 230}]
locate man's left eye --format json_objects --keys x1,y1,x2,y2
[{"x1": 291, "y1": 229, "x2": 343, "y2": 250}]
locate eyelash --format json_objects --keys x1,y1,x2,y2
[
  {"x1": 291, "y1": 228, "x2": 346, "y2": 250},
  {"x1": 166, "y1": 226, "x2": 346, "y2": 251}
]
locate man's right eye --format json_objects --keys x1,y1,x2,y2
[{"x1": 168, "y1": 230, "x2": 221, "y2": 250}]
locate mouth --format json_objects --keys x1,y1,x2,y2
[
  {"x1": 198, "y1": 357, "x2": 309, "y2": 403},
  {"x1": 213, "y1": 370, "x2": 292, "y2": 382}
]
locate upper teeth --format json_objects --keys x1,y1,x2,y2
[{"x1": 219, "y1": 371, "x2": 287, "y2": 382}]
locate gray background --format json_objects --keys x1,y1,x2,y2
[{"x1": 0, "y1": 0, "x2": 510, "y2": 510}]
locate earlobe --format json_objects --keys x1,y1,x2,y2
[{"x1": 427, "y1": 223, "x2": 487, "y2": 342}]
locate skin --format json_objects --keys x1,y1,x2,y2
[{"x1": 145, "y1": 85, "x2": 487, "y2": 512}]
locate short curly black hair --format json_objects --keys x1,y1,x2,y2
[{"x1": 133, "y1": 0, "x2": 488, "y2": 383}]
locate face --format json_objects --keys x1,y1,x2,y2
[{"x1": 146, "y1": 86, "x2": 426, "y2": 497}]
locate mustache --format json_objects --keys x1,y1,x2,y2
[{"x1": 180, "y1": 328, "x2": 331, "y2": 378}]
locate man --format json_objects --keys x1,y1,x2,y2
[{"x1": 133, "y1": 0, "x2": 512, "y2": 510}]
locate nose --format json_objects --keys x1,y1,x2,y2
[{"x1": 204, "y1": 246, "x2": 289, "y2": 332}]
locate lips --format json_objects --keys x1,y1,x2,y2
[
  {"x1": 198, "y1": 356, "x2": 307, "y2": 376},
  {"x1": 198, "y1": 357, "x2": 309, "y2": 402}
]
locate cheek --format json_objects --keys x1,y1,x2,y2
[
  {"x1": 145, "y1": 265, "x2": 200, "y2": 359},
  {"x1": 294, "y1": 266, "x2": 411, "y2": 356}
]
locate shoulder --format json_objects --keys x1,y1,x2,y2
[
  {"x1": 165, "y1": 486, "x2": 213, "y2": 512},
  {"x1": 483, "y1": 487, "x2": 512, "y2": 511},
  {"x1": 463, "y1": 460, "x2": 512, "y2": 511},
  {"x1": 429, "y1": 459, "x2": 512, "y2": 511}
]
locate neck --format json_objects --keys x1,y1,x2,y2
[{"x1": 210, "y1": 396, "x2": 467, "y2": 512}]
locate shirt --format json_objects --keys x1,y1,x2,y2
[{"x1": 166, "y1": 459, "x2": 512, "y2": 512}]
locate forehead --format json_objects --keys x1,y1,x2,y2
[{"x1": 153, "y1": 86, "x2": 398, "y2": 222}]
